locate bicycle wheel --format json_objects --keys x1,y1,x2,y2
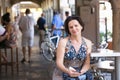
[
  {"x1": 41, "y1": 41, "x2": 55, "y2": 61},
  {"x1": 99, "y1": 76, "x2": 104, "y2": 80},
  {"x1": 94, "y1": 74, "x2": 105, "y2": 80}
]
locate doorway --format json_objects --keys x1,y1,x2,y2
[{"x1": 99, "y1": 0, "x2": 113, "y2": 49}]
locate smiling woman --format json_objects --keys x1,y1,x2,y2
[{"x1": 52, "y1": 16, "x2": 93, "y2": 80}]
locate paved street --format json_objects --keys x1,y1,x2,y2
[
  {"x1": 0, "y1": 35, "x2": 112, "y2": 80},
  {"x1": 0, "y1": 35, "x2": 55, "y2": 80}
]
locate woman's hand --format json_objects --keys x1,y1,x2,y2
[
  {"x1": 5, "y1": 32, "x2": 8, "y2": 36},
  {"x1": 5, "y1": 32, "x2": 9, "y2": 40},
  {"x1": 68, "y1": 67, "x2": 81, "y2": 77}
]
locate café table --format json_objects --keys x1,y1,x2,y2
[{"x1": 91, "y1": 49, "x2": 120, "y2": 80}]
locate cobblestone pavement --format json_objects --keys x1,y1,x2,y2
[{"x1": 0, "y1": 35, "x2": 55, "y2": 80}]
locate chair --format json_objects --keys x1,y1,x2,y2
[
  {"x1": 91, "y1": 60, "x2": 114, "y2": 80},
  {"x1": 0, "y1": 46, "x2": 19, "y2": 74}
]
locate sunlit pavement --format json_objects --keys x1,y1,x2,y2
[{"x1": 0, "y1": 34, "x2": 55, "y2": 80}]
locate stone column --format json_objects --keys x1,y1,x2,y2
[
  {"x1": 110, "y1": 0, "x2": 120, "y2": 51},
  {"x1": 75, "y1": 0, "x2": 99, "y2": 50},
  {"x1": 1, "y1": 0, "x2": 5, "y2": 15},
  {"x1": 0, "y1": 0, "x2": 1, "y2": 17},
  {"x1": 52, "y1": 0, "x2": 60, "y2": 11},
  {"x1": 109, "y1": 1, "x2": 120, "y2": 80}
]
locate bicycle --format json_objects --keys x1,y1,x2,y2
[
  {"x1": 89, "y1": 63, "x2": 105, "y2": 80},
  {"x1": 40, "y1": 28, "x2": 60, "y2": 62}
]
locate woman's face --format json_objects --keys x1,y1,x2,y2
[{"x1": 68, "y1": 20, "x2": 82, "y2": 36}]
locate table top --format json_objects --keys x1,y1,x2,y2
[
  {"x1": 91, "y1": 49, "x2": 120, "y2": 57},
  {"x1": 91, "y1": 60, "x2": 114, "y2": 70}
]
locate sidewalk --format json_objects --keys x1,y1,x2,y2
[
  {"x1": 0, "y1": 35, "x2": 55, "y2": 80},
  {"x1": 0, "y1": 35, "x2": 112, "y2": 80}
]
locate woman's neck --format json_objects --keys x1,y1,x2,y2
[{"x1": 70, "y1": 35, "x2": 82, "y2": 43}]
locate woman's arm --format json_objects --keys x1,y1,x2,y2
[
  {"x1": 0, "y1": 32, "x2": 8, "y2": 42},
  {"x1": 80, "y1": 39, "x2": 92, "y2": 75},
  {"x1": 56, "y1": 38, "x2": 69, "y2": 73}
]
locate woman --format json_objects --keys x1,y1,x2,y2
[
  {"x1": 52, "y1": 16, "x2": 93, "y2": 80},
  {"x1": 1, "y1": 12, "x2": 17, "y2": 47}
]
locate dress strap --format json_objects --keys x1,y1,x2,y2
[
  {"x1": 81, "y1": 37, "x2": 88, "y2": 48},
  {"x1": 65, "y1": 37, "x2": 71, "y2": 48}
]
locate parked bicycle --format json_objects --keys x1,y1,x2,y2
[{"x1": 40, "y1": 28, "x2": 60, "y2": 62}]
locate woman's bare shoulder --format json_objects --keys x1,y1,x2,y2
[
  {"x1": 58, "y1": 37, "x2": 69, "y2": 46},
  {"x1": 83, "y1": 37, "x2": 92, "y2": 45},
  {"x1": 83, "y1": 37, "x2": 93, "y2": 54}
]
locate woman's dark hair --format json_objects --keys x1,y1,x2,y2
[
  {"x1": 64, "y1": 16, "x2": 84, "y2": 35},
  {"x1": 1, "y1": 12, "x2": 11, "y2": 26}
]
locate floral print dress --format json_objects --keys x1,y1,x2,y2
[{"x1": 52, "y1": 38, "x2": 92, "y2": 80}]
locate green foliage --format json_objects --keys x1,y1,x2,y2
[
  {"x1": 100, "y1": 31, "x2": 112, "y2": 43},
  {"x1": 107, "y1": 31, "x2": 112, "y2": 38},
  {"x1": 100, "y1": 32, "x2": 105, "y2": 43}
]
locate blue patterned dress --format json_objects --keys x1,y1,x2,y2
[{"x1": 52, "y1": 38, "x2": 93, "y2": 80}]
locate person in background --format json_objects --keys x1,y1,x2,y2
[
  {"x1": 1, "y1": 12, "x2": 17, "y2": 47},
  {"x1": 65, "y1": 11, "x2": 69, "y2": 18},
  {"x1": 0, "y1": 12, "x2": 17, "y2": 63},
  {"x1": 37, "y1": 13, "x2": 46, "y2": 49},
  {"x1": 52, "y1": 11, "x2": 64, "y2": 45},
  {"x1": 64, "y1": 11, "x2": 70, "y2": 37},
  {"x1": 52, "y1": 16, "x2": 93, "y2": 80},
  {"x1": 19, "y1": 8, "x2": 36, "y2": 63},
  {"x1": 52, "y1": 11, "x2": 64, "y2": 37},
  {"x1": 12, "y1": 16, "x2": 21, "y2": 46}
]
